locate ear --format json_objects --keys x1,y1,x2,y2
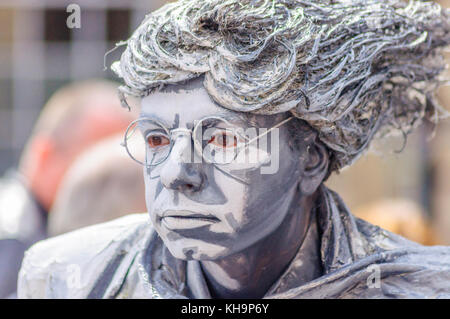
[
  {"x1": 299, "y1": 142, "x2": 329, "y2": 195},
  {"x1": 23, "y1": 135, "x2": 54, "y2": 185},
  {"x1": 33, "y1": 135, "x2": 54, "y2": 168},
  {"x1": 21, "y1": 135, "x2": 59, "y2": 210}
]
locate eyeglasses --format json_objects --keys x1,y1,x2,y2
[{"x1": 122, "y1": 115, "x2": 293, "y2": 168}]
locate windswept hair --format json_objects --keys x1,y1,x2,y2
[{"x1": 112, "y1": 0, "x2": 450, "y2": 170}]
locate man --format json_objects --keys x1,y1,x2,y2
[
  {"x1": 0, "y1": 80, "x2": 135, "y2": 298},
  {"x1": 18, "y1": 0, "x2": 450, "y2": 298}
]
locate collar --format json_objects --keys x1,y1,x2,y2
[{"x1": 134, "y1": 184, "x2": 372, "y2": 298}]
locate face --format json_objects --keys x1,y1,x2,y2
[{"x1": 140, "y1": 78, "x2": 316, "y2": 260}]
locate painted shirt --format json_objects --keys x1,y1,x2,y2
[{"x1": 18, "y1": 186, "x2": 450, "y2": 299}]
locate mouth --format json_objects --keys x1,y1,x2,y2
[{"x1": 159, "y1": 210, "x2": 220, "y2": 230}]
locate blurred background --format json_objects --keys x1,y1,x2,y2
[
  {"x1": 326, "y1": 0, "x2": 450, "y2": 245},
  {"x1": 0, "y1": 0, "x2": 449, "y2": 247},
  {"x1": 0, "y1": 0, "x2": 166, "y2": 171}
]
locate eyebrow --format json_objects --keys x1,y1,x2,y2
[
  {"x1": 138, "y1": 113, "x2": 175, "y2": 129},
  {"x1": 139, "y1": 111, "x2": 249, "y2": 129}
]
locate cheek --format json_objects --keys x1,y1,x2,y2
[
  {"x1": 143, "y1": 169, "x2": 159, "y2": 209},
  {"x1": 240, "y1": 142, "x2": 301, "y2": 217},
  {"x1": 206, "y1": 168, "x2": 249, "y2": 232}
]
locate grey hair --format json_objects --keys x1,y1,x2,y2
[{"x1": 112, "y1": 0, "x2": 450, "y2": 170}]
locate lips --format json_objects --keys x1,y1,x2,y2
[{"x1": 160, "y1": 210, "x2": 220, "y2": 230}]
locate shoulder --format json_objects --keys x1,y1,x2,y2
[
  {"x1": 380, "y1": 245, "x2": 450, "y2": 298},
  {"x1": 18, "y1": 213, "x2": 151, "y2": 298},
  {"x1": 353, "y1": 218, "x2": 450, "y2": 298},
  {"x1": 360, "y1": 224, "x2": 450, "y2": 297}
]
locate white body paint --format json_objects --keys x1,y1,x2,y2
[{"x1": 140, "y1": 80, "x2": 301, "y2": 261}]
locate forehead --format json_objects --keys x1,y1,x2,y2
[{"x1": 140, "y1": 79, "x2": 245, "y2": 128}]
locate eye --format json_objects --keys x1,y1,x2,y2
[
  {"x1": 146, "y1": 134, "x2": 170, "y2": 148},
  {"x1": 208, "y1": 131, "x2": 237, "y2": 148}
]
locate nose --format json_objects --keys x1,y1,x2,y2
[{"x1": 159, "y1": 135, "x2": 204, "y2": 192}]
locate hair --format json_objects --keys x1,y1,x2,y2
[{"x1": 112, "y1": 0, "x2": 450, "y2": 171}]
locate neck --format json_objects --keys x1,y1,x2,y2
[{"x1": 199, "y1": 189, "x2": 321, "y2": 299}]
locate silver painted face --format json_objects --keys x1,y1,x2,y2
[{"x1": 140, "y1": 79, "x2": 306, "y2": 261}]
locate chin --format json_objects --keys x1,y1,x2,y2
[{"x1": 164, "y1": 239, "x2": 230, "y2": 261}]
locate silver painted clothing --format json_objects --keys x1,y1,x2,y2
[
  {"x1": 0, "y1": 170, "x2": 47, "y2": 298},
  {"x1": 18, "y1": 186, "x2": 450, "y2": 299}
]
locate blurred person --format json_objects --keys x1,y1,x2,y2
[
  {"x1": 354, "y1": 199, "x2": 440, "y2": 246},
  {"x1": 48, "y1": 133, "x2": 146, "y2": 236},
  {"x1": 0, "y1": 80, "x2": 136, "y2": 298}
]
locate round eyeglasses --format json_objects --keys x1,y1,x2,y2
[{"x1": 121, "y1": 116, "x2": 293, "y2": 168}]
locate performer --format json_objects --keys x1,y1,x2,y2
[{"x1": 18, "y1": 0, "x2": 450, "y2": 298}]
